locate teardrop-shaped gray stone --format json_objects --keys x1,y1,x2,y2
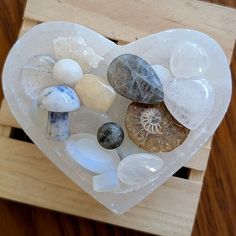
[{"x1": 107, "y1": 54, "x2": 164, "y2": 104}]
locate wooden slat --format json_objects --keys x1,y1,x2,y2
[
  {"x1": 0, "y1": 136, "x2": 201, "y2": 236},
  {"x1": 185, "y1": 138, "x2": 212, "y2": 171},
  {"x1": 0, "y1": 125, "x2": 11, "y2": 137},
  {"x1": 189, "y1": 169, "x2": 205, "y2": 182},
  {"x1": 24, "y1": 0, "x2": 236, "y2": 60},
  {"x1": 19, "y1": 19, "x2": 39, "y2": 37},
  {"x1": 0, "y1": 99, "x2": 20, "y2": 128}
]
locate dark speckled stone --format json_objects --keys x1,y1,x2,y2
[
  {"x1": 97, "y1": 122, "x2": 124, "y2": 149},
  {"x1": 107, "y1": 54, "x2": 164, "y2": 104}
]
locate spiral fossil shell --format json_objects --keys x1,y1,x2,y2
[{"x1": 124, "y1": 102, "x2": 190, "y2": 152}]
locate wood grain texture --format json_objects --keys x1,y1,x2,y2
[
  {"x1": 24, "y1": 0, "x2": 236, "y2": 60},
  {"x1": 0, "y1": 0, "x2": 25, "y2": 101},
  {"x1": 0, "y1": 135, "x2": 201, "y2": 235},
  {"x1": 0, "y1": 0, "x2": 235, "y2": 236}
]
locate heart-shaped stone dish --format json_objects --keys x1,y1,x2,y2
[{"x1": 3, "y1": 22, "x2": 231, "y2": 213}]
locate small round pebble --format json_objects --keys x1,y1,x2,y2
[
  {"x1": 97, "y1": 122, "x2": 124, "y2": 150},
  {"x1": 53, "y1": 59, "x2": 83, "y2": 86}
]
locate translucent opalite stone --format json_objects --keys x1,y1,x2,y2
[
  {"x1": 93, "y1": 171, "x2": 119, "y2": 192},
  {"x1": 164, "y1": 78, "x2": 215, "y2": 130},
  {"x1": 66, "y1": 133, "x2": 120, "y2": 174},
  {"x1": 170, "y1": 41, "x2": 209, "y2": 78},
  {"x1": 117, "y1": 153, "x2": 164, "y2": 185}
]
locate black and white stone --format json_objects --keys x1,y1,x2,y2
[
  {"x1": 107, "y1": 54, "x2": 164, "y2": 104},
  {"x1": 97, "y1": 122, "x2": 124, "y2": 150}
]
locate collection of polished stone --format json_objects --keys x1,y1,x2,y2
[{"x1": 20, "y1": 36, "x2": 214, "y2": 192}]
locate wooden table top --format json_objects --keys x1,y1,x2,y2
[{"x1": 0, "y1": 0, "x2": 235, "y2": 235}]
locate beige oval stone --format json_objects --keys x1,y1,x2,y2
[{"x1": 75, "y1": 74, "x2": 116, "y2": 112}]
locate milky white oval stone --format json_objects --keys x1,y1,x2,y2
[
  {"x1": 53, "y1": 59, "x2": 83, "y2": 86},
  {"x1": 164, "y1": 78, "x2": 215, "y2": 130},
  {"x1": 152, "y1": 65, "x2": 172, "y2": 90},
  {"x1": 66, "y1": 133, "x2": 120, "y2": 174},
  {"x1": 117, "y1": 153, "x2": 164, "y2": 185},
  {"x1": 75, "y1": 74, "x2": 116, "y2": 112},
  {"x1": 170, "y1": 41, "x2": 209, "y2": 78}
]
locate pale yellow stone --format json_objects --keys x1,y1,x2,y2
[{"x1": 75, "y1": 74, "x2": 116, "y2": 112}]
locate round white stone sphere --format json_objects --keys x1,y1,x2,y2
[{"x1": 53, "y1": 59, "x2": 83, "y2": 86}]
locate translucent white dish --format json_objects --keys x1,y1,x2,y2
[{"x1": 3, "y1": 22, "x2": 231, "y2": 213}]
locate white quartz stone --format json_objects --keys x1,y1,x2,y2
[
  {"x1": 117, "y1": 153, "x2": 164, "y2": 185},
  {"x1": 152, "y1": 64, "x2": 172, "y2": 90},
  {"x1": 53, "y1": 59, "x2": 83, "y2": 86},
  {"x1": 53, "y1": 36, "x2": 103, "y2": 72},
  {"x1": 93, "y1": 171, "x2": 119, "y2": 192},
  {"x1": 170, "y1": 41, "x2": 209, "y2": 78},
  {"x1": 164, "y1": 78, "x2": 215, "y2": 130},
  {"x1": 66, "y1": 133, "x2": 120, "y2": 174},
  {"x1": 21, "y1": 56, "x2": 56, "y2": 99}
]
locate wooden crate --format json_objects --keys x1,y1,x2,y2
[{"x1": 0, "y1": 1, "x2": 235, "y2": 235}]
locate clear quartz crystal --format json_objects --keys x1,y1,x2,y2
[
  {"x1": 70, "y1": 106, "x2": 111, "y2": 135},
  {"x1": 53, "y1": 36, "x2": 103, "y2": 72},
  {"x1": 117, "y1": 153, "x2": 164, "y2": 185},
  {"x1": 21, "y1": 56, "x2": 56, "y2": 99},
  {"x1": 164, "y1": 78, "x2": 215, "y2": 130},
  {"x1": 170, "y1": 41, "x2": 209, "y2": 78}
]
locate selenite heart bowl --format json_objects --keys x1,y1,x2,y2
[{"x1": 3, "y1": 22, "x2": 231, "y2": 213}]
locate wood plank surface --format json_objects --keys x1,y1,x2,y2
[
  {"x1": 0, "y1": 136, "x2": 201, "y2": 236},
  {"x1": 0, "y1": 0, "x2": 235, "y2": 236},
  {"x1": 24, "y1": 0, "x2": 236, "y2": 60}
]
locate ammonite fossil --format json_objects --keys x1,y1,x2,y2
[{"x1": 124, "y1": 102, "x2": 190, "y2": 152}]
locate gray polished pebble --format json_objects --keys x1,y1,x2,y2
[
  {"x1": 107, "y1": 54, "x2": 164, "y2": 104},
  {"x1": 97, "y1": 122, "x2": 124, "y2": 149}
]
